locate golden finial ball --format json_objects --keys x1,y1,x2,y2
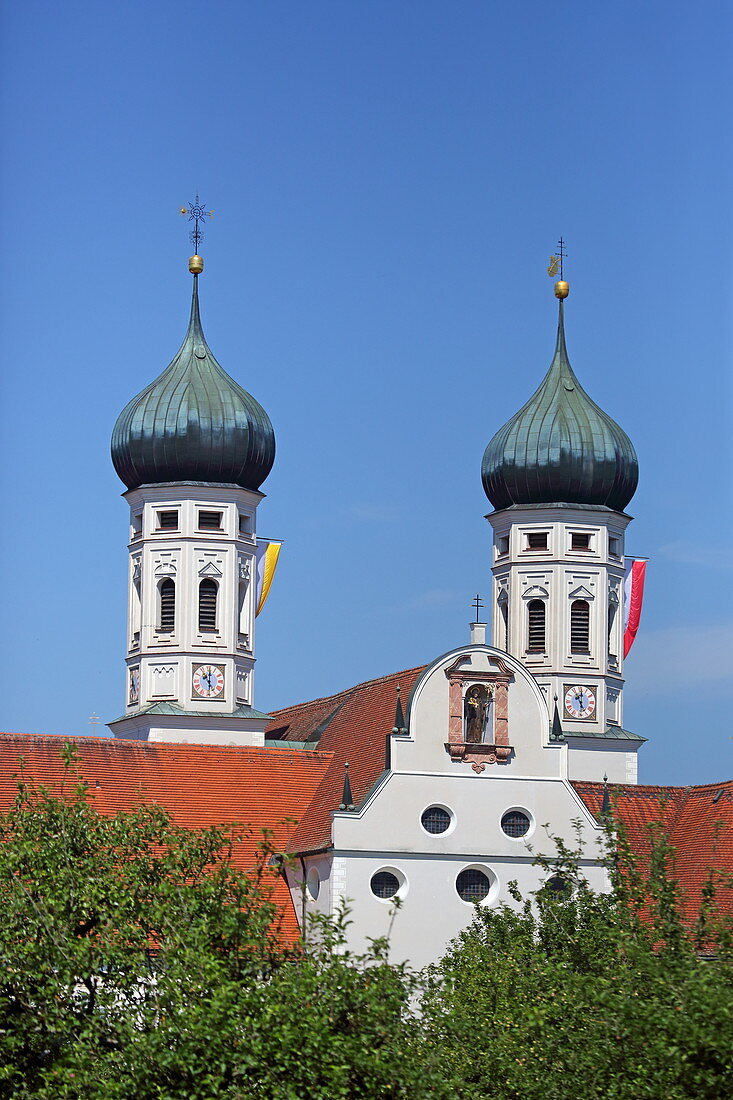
[
  {"x1": 554, "y1": 280, "x2": 569, "y2": 299},
  {"x1": 189, "y1": 255, "x2": 204, "y2": 274}
]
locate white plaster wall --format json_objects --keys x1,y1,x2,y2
[
  {"x1": 329, "y1": 848, "x2": 608, "y2": 970},
  {"x1": 567, "y1": 742, "x2": 639, "y2": 783}
]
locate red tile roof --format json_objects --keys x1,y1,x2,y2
[
  {"x1": 0, "y1": 733, "x2": 333, "y2": 937},
  {"x1": 573, "y1": 780, "x2": 733, "y2": 925},
  {"x1": 266, "y1": 666, "x2": 426, "y2": 853}
]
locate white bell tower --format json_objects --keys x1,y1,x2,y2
[
  {"x1": 488, "y1": 504, "x2": 629, "y2": 735},
  {"x1": 110, "y1": 484, "x2": 270, "y2": 744}
]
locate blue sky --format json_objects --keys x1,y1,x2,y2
[{"x1": 1, "y1": 1, "x2": 731, "y2": 784}]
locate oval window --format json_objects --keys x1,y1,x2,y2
[{"x1": 306, "y1": 868, "x2": 320, "y2": 901}]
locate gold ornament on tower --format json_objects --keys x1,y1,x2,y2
[{"x1": 189, "y1": 255, "x2": 204, "y2": 274}]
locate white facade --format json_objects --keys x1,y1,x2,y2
[
  {"x1": 288, "y1": 644, "x2": 611, "y2": 970},
  {"x1": 108, "y1": 482, "x2": 269, "y2": 745}
]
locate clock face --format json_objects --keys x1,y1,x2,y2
[
  {"x1": 129, "y1": 667, "x2": 140, "y2": 705},
  {"x1": 192, "y1": 664, "x2": 225, "y2": 700},
  {"x1": 564, "y1": 684, "x2": 597, "y2": 720}
]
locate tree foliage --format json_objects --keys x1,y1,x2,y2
[
  {"x1": 1, "y1": 749, "x2": 732, "y2": 1099},
  {"x1": 0, "y1": 749, "x2": 439, "y2": 1099},
  {"x1": 420, "y1": 822, "x2": 733, "y2": 1100}
]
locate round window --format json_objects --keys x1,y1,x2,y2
[
  {"x1": 501, "y1": 810, "x2": 531, "y2": 838},
  {"x1": 545, "y1": 873, "x2": 571, "y2": 896},
  {"x1": 421, "y1": 806, "x2": 452, "y2": 834},
  {"x1": 456, "y1": 868, "x2": 491, "y2": 903},
  {"x1": 370, "y1": 870, "x2": 400, "y2": 900}
]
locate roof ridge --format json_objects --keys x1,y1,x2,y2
[
  {"x1": 0, "y1": 732, "x2": 334, "y2": 758},
  {"x1": 572, "y1": 779, "x2": 733, "y2": 795},
  {"x1": 267, "y1": 665, "x2": 427, "y2": 717}
]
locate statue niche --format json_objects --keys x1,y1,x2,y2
[
  {"x1": 464, "y1": 684, "x2": 492, "y2": 743},
  {"x1": 444, "y1": 655, "x2": 513, "y2": 769}
]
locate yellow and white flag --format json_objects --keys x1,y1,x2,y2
[{"x1": 255, "y1": 538, "x2": 282, "y2": 616}]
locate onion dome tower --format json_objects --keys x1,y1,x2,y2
[
  {"x1": 111, "y1": 276, "x2": 274, "y2": 492},
  {"x1": 481, "y1": 302, "x2": 637, "y2": 512},
  {"x1": 484, "y1": 245, "x2": 643, "y2": 776},
  {"x1": 108, "y1": 201, "x2": 276, "y2": 746}
]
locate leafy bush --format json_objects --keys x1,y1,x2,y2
[{"x1": 420, "y1": 822, "x2": 733, "y2": 1100}]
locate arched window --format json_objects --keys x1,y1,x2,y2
[
  {"x1": 159, "y1": 578, "x2": 175, "y2": 632},
  {"x1": 198, "y1": 578, "x2": 218, "y2": 633},
  {"x1": 527, "y1": 599, "x2": 546, "y2": 652},
  {"x1": 570, "y1": 599, "x2": 590, "y2": 653}
]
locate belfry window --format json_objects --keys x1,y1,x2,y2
[
  {"x1": 527, "y1": 600, "x2": 546, "y2": 652},
  {"x1": 157, "y1": 510, "x2": 179, "y2": 531},
  {"x1": 526, "y1": 532, "x2": 548, "y2": 551},
  {"x1": 158, "y1": 578, "x2": 175, "y2": 632},
  {"x1": 198, "y1": 579, "x2": 218, "y2": 633},
  {"x1": 198, "y1": 511, "x2": 222, "y2": 530},
  {"x1": 570, "y1": 600, "x2": 590, "y2": 653}
]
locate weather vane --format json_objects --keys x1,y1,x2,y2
[
  {"x1": 548, "y1": 237, "x2": 569, "y2": 299},
  {"x1": 547, "y1": 237, "x2": 567, "y2": 279},
  {"x1": 179, "y1": 194, "x2": 214, "y2": 254}
]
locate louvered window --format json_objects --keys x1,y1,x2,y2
[
  {"x1": 157, "y1": 510, "x2": 178, "y2": 530},
  {"x1": 500, "y1": 599, "x2": 509, "y2": 650},
  {"x1": 198, "y1": 579, "x2": 218, "y2": 632},
  {"x1": 198, "y1": 511, "x2": 222, "y2": 530},
  {"x1": 527, "y1": 599, "x2": 545, "y2": 652},
  {"x1": 571, "y1": 532, "x2": 590, "y2": 550},
  {"x1": 570, "y1": 600, "x2": 590, "y2": 653},
  {"x1": 159, "y1": 579, "x2": 175, "y2": 632},
  {"x1": 527, "y1": 532, "x2": 548, "y2": 550}
]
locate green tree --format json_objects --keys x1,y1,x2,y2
[
  {"x1": 421, "y1": 822, "x2": 733, "y2": 1100},
  {"x1": 0, "y1": 749, "x2": 442, "y2": 1100}
]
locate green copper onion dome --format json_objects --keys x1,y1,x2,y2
[
  {"x1": 111, "y1": 275, "x2": 275, "y2": 491},
  {"x1": 482, "y1": 301, "x2": 638, "y2": 512}
]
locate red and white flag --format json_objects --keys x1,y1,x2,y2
[{"x1": 623, "y1": 558, "x2": 647, "y2": 658}]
